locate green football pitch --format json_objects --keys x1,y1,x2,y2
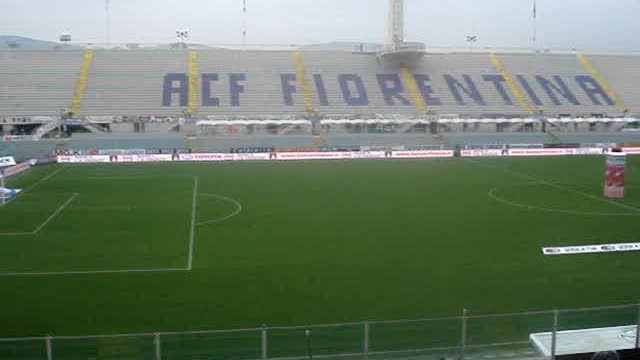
[{"x1": 0, "y1": 157, "x2": 639, "y2": 338}]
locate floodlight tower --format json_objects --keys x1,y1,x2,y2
[
  {"x1": 105, "y1": 0, "x2": 111, "y2": 45},
  {"x1": 379, "y1": 0, "x2": 424, "y2": 67},
  {"x1": 388, "y1": 0, "x2": 405, "y2": 48}
]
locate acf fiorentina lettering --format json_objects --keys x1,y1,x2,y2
[{"x1": 162, "y1": 73, "x2": 616, "y2": 108}]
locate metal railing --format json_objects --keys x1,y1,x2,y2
[
  {"x1": 0, "y1": 304, "x2": 638, "y2": 360},
  {"x1": 4, "y1": 43, "x2": 640, "y2": 56}
]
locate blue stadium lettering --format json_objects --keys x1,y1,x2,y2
[
  {"x1": 162, "y1": 73, "x2": 188, "y2": 107},
  {"x1": 313, "y1": 74, "x2": 329, "y2": 106},
  {"x1": 536, "y1": 75, "x2": 580, "y2": 106},
  {"x1": 161, "y1": 73, "x2": 617, "y2": 108},
  {"x1": 377, "y1": 74, "x2": 411, "y2": 106},
  {"x1": 482, "y1": 74, "x2": 513, "y2": 105},
  {"x1": 338, "y1": 74, "x2": 369, "y2": 106},
  {"x1": 201, "y1": 73, "x2": 220, "y2": 107},
  {"x1": 229, "y1": 73, "x2": 246, "y2": 107},
  {"x1": 444, "y1": 74, "x2": 486, "y2": 106},
  {"x1": 413, "y1": 74, "x2": 442, "y2": 106},
  {"x1": 575, "y1": 75, "x2": 615, "y2": 106},
  {"x1": 517, "y1": 75, "x2": 543, "y2": 106},
  {"x1": 280, "y1": 74, "x2": 297, "y2": 106}
]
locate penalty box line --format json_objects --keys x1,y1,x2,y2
[
  {"x1": 466, "y1": 158, "x2": 640, "y2": 214},
  {"x1": 0, "y1": 268, "x2": 189, "y2": 277},
  {"x1": 1, "y1": 165, "x2": 67, "y2": 207},
  {"x1": 0, "y1": 176, "x2": 200, "y2": 276},
  {"x1": 187, "y1": 176, "x2": 199, "y2": 270},
  {"x1": 0, "y1": 192, "x2": 79, "y2": 237}
]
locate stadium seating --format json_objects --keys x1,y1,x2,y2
[
  {"x1": 82, "y1": 50, "x2": 188, "y2": 116},
  {"x1": 0, "y1": 50, "x2": 83, "y2": 116},
  {"x1": 0, "y1": 49, "x2": 638, "y2": 118},
  {"x1": 197, "y1": 50, "x2": 306, "y2": 116},
  {"x1": 497, "y1": 54, "x2": 624, "y2": 117},
  {"x1": 586, "y1": 55, "x2": 640, "y2": 113}
]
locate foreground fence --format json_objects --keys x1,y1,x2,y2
[{"x1": 1, "y1": 304, "x2": 639, "y2": 360}]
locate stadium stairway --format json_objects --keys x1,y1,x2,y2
[
  {"x1": 293, "y1": 51, "x2": 317, "y2": 116},
  {"x1": 31, "y1": 118, "x2": 62, "y2": 140},
  {"x1": 488, "y1": 53, "x2": 534, "y2": 116},
  {"x1": 400, "y1": 67, "x2": 429, "y2": 115},
  {"x1": 188, "y1": 51, "x2": 199, "y2": 116},
  {"x1": 71, "y1": 50, "x2": 94, "y2": 116},
  {"x1": 576, "y1": 54, "x2": 628, "y2": 113}
]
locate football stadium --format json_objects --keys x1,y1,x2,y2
[{"x1": 1, "y1": 1, "x2": 640, "y2": 359}]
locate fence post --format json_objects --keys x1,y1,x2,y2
[
  {"x1": 460, "y1": 309, "x2": 469, "y2": 360},
  {"x1": 551, "y1": 310, "x2": 559, "y2": 360},
  {"x1": 636, "y1": 304, "x2": 640, "y2": 349},
  {"x1": 154, "y1": 333, "x2": 162, "y2": 360},
  {"x1": 363, "y1": 321, "x2": 370, "y2": 360},
  {"x1": 45, "y1": 336, "x2": 52, "y2": 360},
  {"x1": 262, "y1": 325, "x2": 268, "y2": 360},
  {"x1": 305, "y1": 329, "x2": 313, "y2": 360}
]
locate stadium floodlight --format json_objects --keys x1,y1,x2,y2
[
  {"x1": 466, "y1": 35, "x2": 477, "y2": 51},
  {"x1": 176, "y1": 30, "x2": 189, "y2": 49},
  {"x1": 59, "y1": 33, "x2": 72, "y2": 43}
]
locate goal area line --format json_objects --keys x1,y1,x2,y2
[{"x1": 0, "y1": 176, "x2": 200, "y2": 277}]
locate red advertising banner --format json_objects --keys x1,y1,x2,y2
[
  {"x1": 507, "y1": 148, "x2": 603, "y2": 157},
  {"x1": 391, "y1": 151, "x2": 454, "y2": 159},
  {"x1": 114, "y1": 154, "x2": 174, "y2": 163},
  {"x1": 2, "y1": 160, "x2": 35, "y2": 177},
  {"x1": 460, "y1": 149, "x2": 505, "y2": 157},
  {"x1": 604, "y1": 152, "x2": 626, "y2": 198},
  {"x1": 57, "y1": 155, "x2": 111, "y2": 163},
  {"x1": 178, "y1": 153, "x2": 271, "y2": 162},
  {"x1": 622, "y1": 147, "x2": 640, "y2": 154}
]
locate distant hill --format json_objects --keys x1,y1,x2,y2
[
  {"x1": 0, "y1": 36, "x2": 382, "y2": 52},
  {"x1": 0, "y1": 35, "x2": 72, "y2": 50},
  {"x1": 301, "y1": 42, "x2": 384, "y2": 52}
]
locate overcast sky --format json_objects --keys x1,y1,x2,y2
[{"x1": 2, "y1": 0, "x2": 639, "y2": 51}]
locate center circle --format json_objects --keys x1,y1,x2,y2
[{"x1": 488, "y1": 183, "x2": 640, "y2": 217}]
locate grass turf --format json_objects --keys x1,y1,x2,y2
[{"x1": 0, "y1": 157, "x2": 639, "y2": 347}]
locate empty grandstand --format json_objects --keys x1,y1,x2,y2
[{"x1": 1, "y1": 49, "x2": 637, "y2": 119}]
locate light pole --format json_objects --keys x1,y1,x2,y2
[
  {"x1": 466, "y1": 35, "x2": 477, "y2": 51},
  {"x1": 105, "y1": 0, "x2": 111, "y2": 45},
  {"x1": 176, "y1": 30, "x2": 189, "y2": 49}
]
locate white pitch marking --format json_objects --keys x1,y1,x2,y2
[
  {"x1": 467, "y1": 158, "x2": 640, "y2": 214},
  {"x1": 32, "y1": 193, "x2": 79, "y2": 234},
  {"x1": 0, "y1": 268, "x2": 189, "y2": 277},
  {"x1": 0, "y1": 192, "x2": 79, "y2": 237},
  {"x1": 187, "y1": 176, "x2": 199, "y2": 270},
  {"x1": 196, "y1": 193, "x2": 243, "y2": 226},
  {"x1": 0, "y1": 175, "x2": 210, "y2": 276},
  {"x1": 488, "y1": 183, "x2": 640, "y2": 217},
  {"x1": 1, "y1": 165, "x2": 67, "y2": 206}
]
